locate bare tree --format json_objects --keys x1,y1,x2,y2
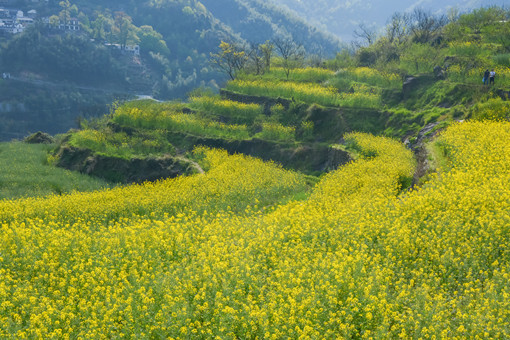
[
  {"x1": 259, "y1": 40, "x2": 274, "y2": 73},
  {"x1": 307, "y1": 42, "x2": 325, "y2": 67},
  {"x1": 409, "y1": 8, "x2": 448, "y2": 44},
  {"x1": 386, "y1": 12, "x2": 409, "y2": 45},
  {"x1": 247, "y1": 43, "x2": 265, "y2": 75},
  {"x1": 353, "y1": 23, "x2": 377, "y2": 48},
  {"x1": 272, "y1": 37, "x2": 305, "y2": 79}
]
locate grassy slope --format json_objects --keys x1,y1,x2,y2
[{"x1": 0, "y1": 142, "x2": 111, "y2": 200}]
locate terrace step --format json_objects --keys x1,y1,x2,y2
[
  {"x1": 220, "y1": 89, "x2": 292, "y2": 115},
  {"x1": 165, "y1": 131, "x2": 351, "y2": 174},
  {"x1": 55, "y1": 146, "x2": 197, "y2": 183}
]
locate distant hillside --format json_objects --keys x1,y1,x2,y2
[
  {"x1": 271, "y1": 0, "x2": 508, "y2": 41},
  {"x1": 200, "y1": 0, "x2": 340, "y2": 53}
]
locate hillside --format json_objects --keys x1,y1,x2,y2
[
  {"x1": 1, "y1": 5, "x2": 510, "y2": 338},
  {"x1": 47, "y1": 6, "x2": 510, "y2": 182},
  {"x1": 2, "y1": 121, "x2": 510, "y2": 338},
  {"x1": 0, "y1": 0, "x2": 340, "y2": 141},
  {"x1": 271, "y1": 0, "x2": 509, "y2": 42}
]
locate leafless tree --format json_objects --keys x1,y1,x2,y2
[
  {"x1": 272, "y1": 37, "x2": 305, "y2": 79},
  {"x1": 260, "y1": 41, "x2": 274, "y2": 72},
  {"x1": 307, "y1": 42, "x2": 325, "y2": 67},
  {"x1": 409, "y1": 8, "x2": 448, "y2": 44},
  {"x1": 386, "y1": 12, "x2": 409, "y2": 45},
  {"x1": 353, "y1": 23, "x2": 377, "y2": 48}
]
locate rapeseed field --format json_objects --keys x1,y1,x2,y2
[{"x1": 1, "y1": 122, "x2": 509, "y2": 338}]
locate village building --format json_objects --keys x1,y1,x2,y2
[
  {"x1": 42, "y1": 16, "x2": 81, "y2": 31},
  {"x1": 105, "y1": 43, "x2": 140, "y2": 56},
  {"x1": 58, "y1": 17, "x2": 80, "y2": 31},
  {"x1": 0, "y1": 8, "x2": 35, "y2": 34}
]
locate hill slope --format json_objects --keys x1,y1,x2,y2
[
  {"x1": 1, "y1": 6, "x2": 510, "y2": 338},
  {"x1": 271, "y1": 0, "x2": 508, "y2": 41},
  {"x1": 0, "y1": 0, "x2": 340, "y2": 141}
]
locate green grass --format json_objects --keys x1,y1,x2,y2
[
  {"x1": 188, "y1": 96, "x2": 264, "y2": 123},
  {"x1": 226, "y1": 79, "x2": 382, "y2": 109},
  {"x1": 0, "y1": 142, "x2": 111, "y2": 200},
  {"x1": 68, "y1": 129, "x2": 176, "y2": 159},
  {"x1": 328, "y1": 68, "x2": 402, "y2": 91},
  {"x1": 239, "y1": 67, "x2": 335, "y2": 83}
]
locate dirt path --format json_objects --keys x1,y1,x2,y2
[
  {"x1": 176, "y1": 156, "x2": 205, "y2": 174},
  {"x1": 407, "y1": 122, "x2": 440, "y2": 187}
]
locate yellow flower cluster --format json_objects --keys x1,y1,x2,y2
[
  {"x1": 227, "y1": 78, "x2": 339, "y2": 106},
  {"x1": 1, "y1": 122, "x2": 510, "y2": 338},
  {"x1": 469, "y1": 97, "x2": 510, "y2": 121},
  {"x1": 111, "y1": 107, "x2": 250, "y2": 139},
  {"x1": 168, "y1": 113, "x2": 250, "y2": 139},
  {"x1": 448, "y1": 64, "x2": 510, "y2": 86},
  {"x1": 189, "y1": 96, "x2": 264, "y2": 121},
  {"x1": 466, "y1": 65, "x2": 510, "y2": 77},
  {"x1": 266, "y1": 67, "x2": 335, "y2": 82},
  {"x1": 336, "y1": 67, "x2": 401, "y2": 88},
  {"x1": 255, "y1": 122, "x2": 296, "y2": 141},
  {"x1": 68, "y1": 129, "x2": 175, "y2": 159},
  {"x1": 112, "y1": 106, "x2": 251, "y2": 140},
  {"x1": 338, "y1": 91, "x2": 381, "y2": 108},
  {"x1": 227, "y1": 79, "x2": 381, "y2": 108}
]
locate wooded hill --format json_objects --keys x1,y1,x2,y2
[
  {"x1": 0, "y1": 0, "x2": 340, "y2": 96},
  {"x1": 0, "y1": 0, "x2": 341, "y2": 141}
]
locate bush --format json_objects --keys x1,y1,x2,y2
[{"x1": 470, "y1": 97, "x2": 510, "y2": 121}]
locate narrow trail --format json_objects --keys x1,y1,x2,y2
[
  {"x1": 176, "y1": 156, "x2": 205, "y2": 175},
  {"x1": 408, "y1": 122, "x2": 440, "y2": 188}
]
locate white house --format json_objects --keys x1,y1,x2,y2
[
  {"x1": 0, "y1": 8, "x2": 35, "y2": 34},
  {"x1": 58, "y1": 17, "x2": 80, "y2": 31},
  {"x1": 105, "y1": 43, "x2": 140, "y2": 56}
]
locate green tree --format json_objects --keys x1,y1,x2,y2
[
  {"x1": 91, "y1": 13, "x2": 113, "y2": 42},
  {"x1": 113, "y1": 12, "x2": 139, "y2": 49},
  {"x1": 58, "y1": 0, "x2": 78, "y2": 28},
  {"x1": 78, "y1": 12, "x2": 91, "y2": 35},
  {"x1": 400, "y1": 43, "x2": 444, "y2": 74},
  {"x1": 138, "y1": 25, "x2": 170, "y2": 55},
  {"x1": 49, "y1": 15, "x2": 60, "y2": 28}
]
